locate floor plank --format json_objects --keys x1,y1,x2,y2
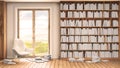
[{"x1": 0, "y1": 59, "x2": 120, "y2": 68}]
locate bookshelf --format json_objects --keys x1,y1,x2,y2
[{"x1": 60, "y1": 1, "x2": 120, "y2": 60}]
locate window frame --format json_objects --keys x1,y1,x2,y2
[{"x1": 17, "y1": 9, "x2": 50, "y2": 56}]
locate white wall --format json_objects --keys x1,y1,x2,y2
[{"x1": 7, "y1": 2, "x2": 60, "y2": 58}]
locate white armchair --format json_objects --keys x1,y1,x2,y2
[{"x1": 13, "y1": 39, "x2": 33, "y2": 58}]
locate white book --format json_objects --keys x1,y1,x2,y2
[
  {"x1": 84, "y1": 3, "x2": 90, "y2": 10},
  {"x1": 61, "y1": 20, "x2": 67, "y2": 26},
  {"x1": 94, "y1": 28, "x2": 98, "y2": 35},
  {"x1": 88, "y1": 12, "x2": 93, "y2": 18},
  {"x1": 75, "y1": 36, "x2": 80, "y2": 42},
  {"x1": 92, "y1": 3, "x2": 96, "y2": 10},
  {"x1": 72, "y1": 44, "x2": 77, "y2": 50},
  {"x1": 108, "y1": 28, "x2": 113, "y2": 35},
  {"x1": 73, "y1": 51, "x2": 79, "y2": 58},
  {"x1": 112, "y1": 4, "x2": 118, "y2": 10},
  {"x1": 77, "y1": 20, "x2": 82, "y2": 26},
  {"x1": 69, "y1": 3, "x2": 75, "y2": 10},
  {"x1": 83, "y1": 20, "x2": 88, "y2": 26},
  {"x1": 93, "y1": 44, "x2": 100, "y2": 50},
  {"x1": 100, "y1": 52, "x2": 105, "y2": 58},
  {"x1": 83, "y1": 44, "x2": 88, "y2": 50},
  {"x1": 61, "y1": 44, "x2": 65, "y2": 50},
  {"x1": 69, "y1": 44, "x2": 73, "y2": 50},
  {"x1": 79, "y1": 12, "x2": 83, "y2": 18},
  {"x1": 68, "y1": 36, "x2": 74, "y2": 42},
  {"x1": 112, "y1": 44, "x2": 119, "y2": 50},
  {"x1": 90, "y1": 36, "x2": 97, "y2": 42},
  {"x1": 98, "y1": 3, "x2": 103, "y2": 10},
  {"x1": 104, "y1": 4, "x2": 109, "y2": 10},
  {"x1": 96, "y1": 20, "x2": 102, "y2": 27},
  {"x1": 61, "y1": 28, "x2": 66, "y2": 35},
  {"x1": 104, "y1": 52, "x2": 111, "y2": 58},
  {"x1": 112, "y1": 51, "x2": 118, "y2": 58},
  {"x1": 79, "y1": 52, "x2": 83, "y2": 58},
  {"x1": 65, "y1": 44, "x2": 68, "y2": 50},
  {"x1": 107, "y1": 36, "x2": 112, "y2": 42},
  {"x1": 61, "y1": 36, "x2": 67, "y2": 42},
  {"x1": 65, "y1": 3, "x2": 69, "y2": 10},
  {"x1": 69, "y1": 20, "x2": 75, "y2": 26},
  {"x1": 68, "y1": 52, "x2": 72, "y2": 58},
  {"x1": 66, "y1": 20, "x2": 69, "y2": 26},
  {"x1": 82, "y1": 36, "x2": 88, "y2": 42},
  {"x1": 61, "y1": 52, "x2": 67, "y2": 58},
  {"x1": 103, "y1": 12, "x2": 109, "y2": 18},
  {"x1": 99, "y1": 12, "x2": 102, "y2": 18},
  {"x1": 113, "y1": 28, "x2": 118, "y2": 35},
  {"x1": 92, "y1": 28, "x2": 95, "y2": 35},
  {"x1": 68, "y1": 28, "x2": 74, "y2": 35},
  {"x1": 88, "y1": 20, "x2": 95, "y2": 27},
  {"x1": 79, "y1": 11, "x2": 86, "y2": 18},
  {"x1": 100, "y1": 44, "x2": 107, "y2": 50},
  {"x1": 111, "y1": 12, "x2": 118, "y2": 18},
  {"x1": 75, "y1": 28, "x2": 81, "y2": 35},
  {"x1": 103, "y1": 28, "x2": 108, "y2": 35},
  {"x1": 88, "y1": 28, "x2": 98, "y2": 35},
  {"x1": 61, "y1": 52, "x2": 64, "y2": 58},
  {"x1": 85, "y1": 44, "x2": 92, "y2": 50},
  {"x1": 92, "y1": 52, "x2": 98, "y2": 58},
  {"x1": 97, "y1": 28, "x2": 102, "y2": 35},
  {"x1": 107, "y1": 44, "x2": 111, "y2": 50},
  {"x1": 68, "y1": 11, "x2": 73, "y2": 18},
  {"x1": 88, "y1": 28, "x2": 92, "y2": 35},
  {"x1": 82, "y1": 28, "x2": 88, "y2": 35},
  {"x1": 113, "y1": 20, "x2": 118, "y2": 26},
  {"x1": 77, "y1": 3, "x2": 83, "y2": 10},
  {"x1": 78, "y1": 44, "x2": 84, "y2": 50},
  {"x1": 113, "y1": 36, "x2": 118, "y2": 42},
  {"x1": 94, "y1": 12, "x2": 99, "y2": 18},
  {"x1": 61, "y1": 44, "x2": 68, "y2": 50},
  {"x1": 85, "y1": 51, "x2": 92, "y2": 58},
  {"x1": 60, "y1": 11, "x2": 66, "y2": 18},
  {"x1": 74, "y1": 11, "x2": 79, "y2": 18},
  {"x1": 63, "y1": 3, "x2": 69, "y2": 10},
  {"x1": 83, "y1": 12, "x2": 86, "y2": 18},
  {"x1": 103, "y1": 20, "x2": 110, "y2": 27},
  {"x1": 64, "y1": 52, "x2": 67, "y2": 58}
]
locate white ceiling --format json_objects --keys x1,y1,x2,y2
[{"x1": 3, "y1": 0, "x2": 120, "y2": 2}]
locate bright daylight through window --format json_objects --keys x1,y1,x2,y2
[{"x1": 18, "y1": 9, "x2": 49, "y2": 56}]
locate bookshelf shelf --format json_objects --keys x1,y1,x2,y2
[
  {"x1": 60, "y1": 42, "x2": 119, "y2": 44},
  {"x1": 61, "y1": 50, "x2": 119, "y2": 51},
  {"x1": 60, "y1": 10, "x2": 119, "y2": 12},
  {"x1": 60, "y1": 18, "x2": 118, "y2": 20},
  {"x1": 61, "y1": 35, "x2": 118, "y2": 36},
  {"x1": 60, "y1": 1, "x2": 120, "y2": 60},
  {"x1": 60, "y1": 26, "x2": 119, "y2": 28}
]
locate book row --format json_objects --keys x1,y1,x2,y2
[
  {"x1": 61, "y1": 51, "x2": 118, "y2": 58},
  {"x1": 60, "y1": 11, "x2": 118, "y2": 18},
  {"x1": 61, "y1": 28, "x2": 118, "y2": 35},
  {"x1": 60, "y1": 20, "x2": 118, "y2": 27},
  {"x1": 61, "y1": 35, "x2": 118, "y2": 42},
  {"x1": 61, "y1": 43, "x2": 118, "y2": 50},
  {"x1": 60, "y1": 3, "x2": 118, "y2": 10}
]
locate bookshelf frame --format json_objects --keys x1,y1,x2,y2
[{"x1": 59, "y1": 1, "x2": 120, "y2": 60}]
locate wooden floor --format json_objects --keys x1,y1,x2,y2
[{"x1": 0, "y1": 59, "x2": 120, "y2": 68}]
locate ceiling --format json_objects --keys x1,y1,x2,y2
[{"x1": 3, "y1": 0, "x2": 120, "y2": 2}]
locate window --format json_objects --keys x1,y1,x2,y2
[{"x1": 18, "y1": 9, "x2": 49, "y2": 56}]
